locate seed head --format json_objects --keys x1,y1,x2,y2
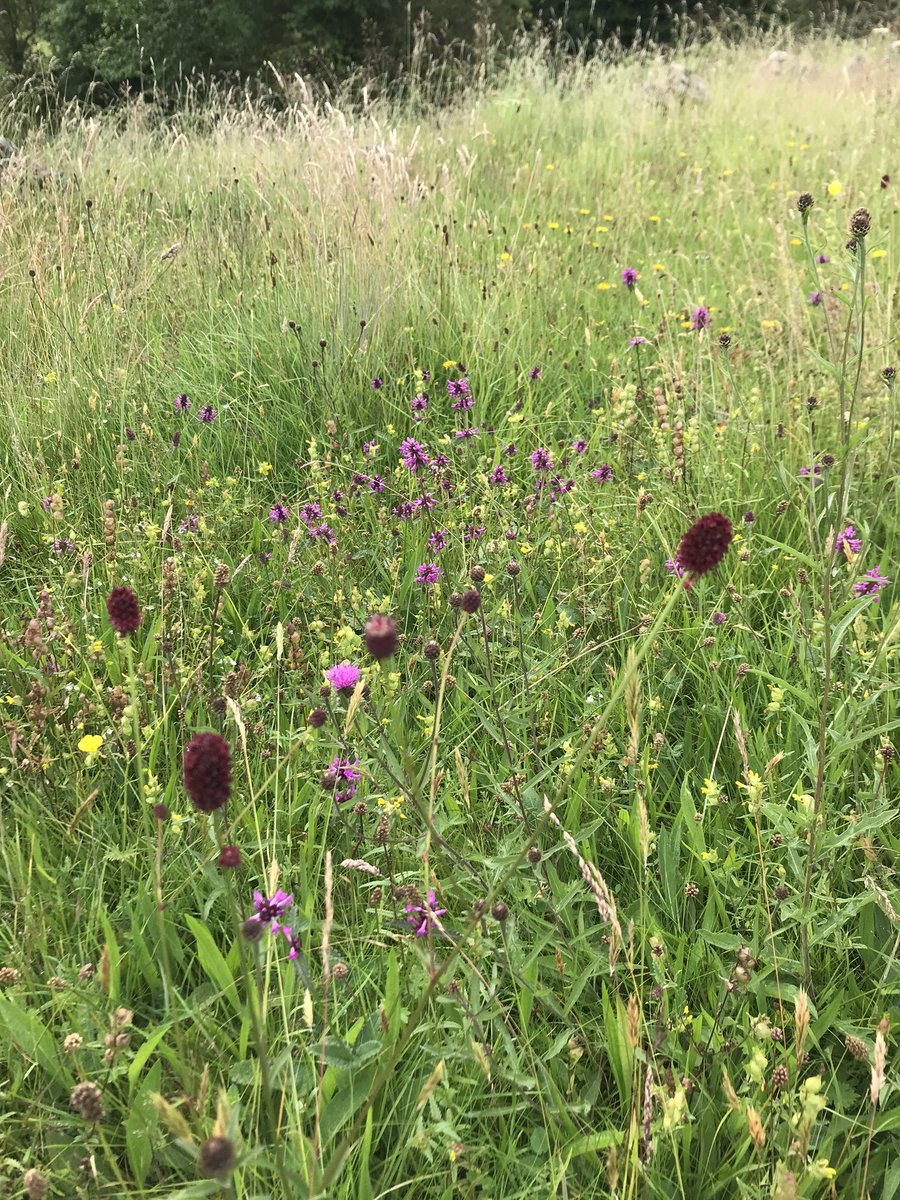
[
  {"x1": 183, "y1": 733, "x2": 232, "y2": 813},
  {"x1": 70, "y1": 1081, "x2": 103, "y2": 1121},
  {"x1": 363, "y1": 613, "x2": 398, "y2": 660},
  {"x1": 23, "y1": 1169, "x2": 49, "y2": 1199},
  {"x1": 461, "y1": 589, "x2": 482, "y2": 614},
  {"x1": 845, "y1": 1034, "x2": 869, "y2": 1062},
  {"x1": 106, "y1": 587, "x2": 141, "y2": 635},
  {"x1": 527, "y1": 846, "x2": 541, "y2": 864},
  {"x1": 770, "y1": 1065, "x2": 788, "y2": 1089},
  {"x1": 199, "y1": 1136, "x2": 237, "y2": 1178},
  {"x1": 675, "y1": 513, "x2": 733, "y2": 578}
]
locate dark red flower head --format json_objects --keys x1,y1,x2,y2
[
  {"x1": 106, "y1": 587, "x2": 141, "y2": 635},
  {"x1": 217, "y1": 845, "x2": 241, "y2": 869},
  {"x1": 363, "y1": 613, "x2": 398, "y2": 660},
  {"x1": 676, "y1": 513, "x2": 733, "y2": 577},
  {"x1": 183, "y1": 732, "x2": 232, "y2": 812},
  {"x1": 460, "y1": 589, "x2": 482, "y2": 614}
]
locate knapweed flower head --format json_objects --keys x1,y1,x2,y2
[
  {"x1": 447, "y1": 378, "x2": 470, "y2": 401},
  {"x1": 675, "y1": 513, "x2": 733, "y2": 578},
  {"x1": 816, "y1": 253, "x2": 829, "y2": 264},
  {"x1": 406, "y1": 890, "x2": 447, "y2": 937},
  {"x1": 849, "y1": 207, "x2": 871, "y2": 239},
  {"x1": 106, "y1": 587, "x2": 142, "y2": 635},
  {"x1": 808, "y1": 291, "x2": 823, "y2": 307},
  {"x1": 411, "y1": 392, "x2": 429, "y2": 417},
  {"x1": 415, "y1": 561, "x2": 442, "y2": 588},
  {"x1": 183, "y1": 732, "x2": 232, "y2": 812},
  {"x1": 173, "y1": 393, "x2": 191, "y2": 412},
  {"x1": 268, "y1": 502, "x2": 290, "y2": 524},
  {"x1": 711, "y1": 611, "x2": 727, "y2": 626},
  {"x1": 325, "y1": 662, "x2": 361, "y2": 693},
  {"x1": 835, "y1": 525, "x2": 862, "y2": 555},
  {"x1": 279, "y1": 925, "x2": 303, "y2": 960},
  {"x1": 528, "y1": 365, "x2": 542, "y2": 380},
  {"x1": 370, "y1": 376, "x2": 383, "y2": 389},
  {"x1": 797, "y1": 192, "x2": 815, "y2": 215},
  {"x1": 592, "y1": 464, "x2": 614, "y2": 484},
  {"x1": 322, "y1": 756, "x2": 362, "y2": 804},
  {"x1": 690, "y1": 306, "x2": 711, "y2": 331},
  {"x1": 628, "y1": 336, "x2": 650, "y2": 348},
  {"x1": 853, "y1": 566, "x2": 890, "y2": 600},
  {"x1": 531, "y1": 448, "x2": 553, "y2": 471},
  {"x1": 621, "y1": 267, "x2": 638, "y2": 288},
  {"x1": 364, "y1": 613, "x2": 398, "y2": 660},
  {"x1": 399, "y1": 437, "x2": 430, "y2": 473},
  {"x1": 251, "y1": 889, "x2": 293, "y2": 932},
  {"x1": 197, "y1": 405, "x2": 217, "y2": 423}
]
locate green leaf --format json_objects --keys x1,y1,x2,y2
[
  {"x1": 0, "y1": 999, "x2": 71, "y2": 1091},
  {"x1": 184, "y1": 915, "x2": 242, "y2": 1018},
  {"x1": 125, "y1": 1060, "x2": 161, "y2": 1185}
]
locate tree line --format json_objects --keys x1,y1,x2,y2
[{"x1": 0, "y1": 0, "x2": 893, "y2": 94}]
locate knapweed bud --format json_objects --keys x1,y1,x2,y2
[
  {"x1": 461, "y1": 589, "x2": 482, "y2": 614},
  {"x1": 491, "y1": 901, "x2": 509, "y2": 922},
  {"x1": 882, "y1": 366, "x2": 896, "y2": 388},
  {"x1": 675, "y1": 513, "x2": 733, "y2": 578},
  {"x1": 217, "y1": 846, "x2": 241, "y2": 869},
  {"x1": 199, "y1": 1136, "x2": 237, "y2": 1178},
  {"x1": 797, "y1": 192, "x2": 814, "y2": 216},
  {"x1": 470, "y1": 565, "x2": 486, "y2": 583},
  {"x1": 363, "y1": 613, "x2": 398, "y2": 660},
  {"x1": 183, "y1": 733, "x2": 232, "y2": 813},
  {"x1": 506, "y1": 559, "x2": 520, "y2": 576},
  {"x1": 849, "y1": 207, "x2": 871, "y2": 238},
  {"x1": 423, "y1": 640, "x2": 441, "y2": 661},
  {"x1": 106, "y1": 587, "x2": 141, "y2": 635},
  {"x1": 308, "y1": 707, "x2": 327, "y2": 728}
]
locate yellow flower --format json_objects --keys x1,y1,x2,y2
[
  {"x1": 790, "y1": 237, "x2": 802, "y2": 245},
  {"x1": 442, "y1": 360, "x2": 457, "y2": 369},
  {"x1": 89, "y1": 639, "x2": 103, "y2": 654},
  {"x1": 651, "y1": 263, "x2": 666, "y2": 272},
  {"x1": 258, "y1": 462, "x2": 273, "y2": 475},
  {"x1": 648, "y1": 214, "x2": 660, "y2": 222},
  {"x1": 871, "y1": 248, "x2": 886, "y2": 259},
  {"x1": 808, "y1": 1161, "x2": 836, "y2": 1182},
  {"x1": 578, "y1": 208, "x2": 591, "y2": 215},
  {"x1": 700, "y1": 778, "x2": 718, "y2": 798},
  {"x1": 827, "y1": 180, "x2": 842, "y2": 196},
  {"x1": 78, "y1": 734, "x2": 104, "y2": 755},
  {"x1": 548, "y1": 221, "x2": 560, "y2": 230}
]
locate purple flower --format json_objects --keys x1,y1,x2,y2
[
  {"x1": 279, "y1": 926, "x2": 303, "y2": 960},
  {"x1": 179, "y1": 515, "x2": 199, "y2": 533},
  {"x1": 268, "y1": 502, "x2": 290, "y2": 524},
  {"x1": 835, "y1": 525, "x2": 862, "y2": 555},
  {"x1": 41, "y1": 496, "x2": 52, "y2": 511},
  {"x1": 690, "y1": 306, "x2": 711, "y2": 331},
  {"x1": 816, "y1": 254, "x2": 829, "y2": 264},
  {"x1": 197, "y1": 405, "x2": 217, "y2": 423},
  {"x1": 800, "y1": 464, "x2": 823, "y2": 478},
  {"x1": 852, "y1": 566, "x2": 890, "y2": 600},
  {"x1": 665, "y1": 558, "x2": 686, "y2": 579},
  {"x1": 572, "y1": 439, "x2": 588, "y2": 454},
  {"x1": 429, "y1": 528, "x2": 448, "y2": 552},
  {"x1": 174, "y1": 393, "x2": 191, "y2": 412},
  {"x1": 489, "y1": 464, "x2": 509, "y2": 486},
  {"x1": 808, "y1": 290, "x2": 823, "y2": 307},
  {"x1": 125, "y1": 427, "x2": 136, "y2": 441},
  {"x1": 406, "y1": 890, "x2": 447, "y2": 937},
  {"x1": 172, "y1": 430, "x2": 182, "y2": 448},
  {"x1": 362, "y1": 440, "x2": 376, "y2": 458},
  {"x1": 455, "y1": 427, "x2": 479, "y2": 439},
  {"x1": 464, "y1": 524, "x2": 486, "y2": 541},
  {"x1": 528, "y1": 366, "x2": 542, "y2": 380},
  {"x1": 367, "y1": 475, "x2": 385, "y2": 493},
  {"x1": 447, "y1": 378, "x2": 470, "y2": 400},
  {"x1": 51, "y1": 538, "x2": 75, "y2": 555},
  {"x1": 628, "y1": 336, "x2": 650, "y2": 348},
  {"x1": 503, "y1": 442, "x2": 518, "y2": 458},
  {"x1": 415, "y1": 561, "x2": 442, "y2": 588},
  {"x1": 591, "y1": 464, "x2": 614, "y2": 484},
  {"x1": 370, "y1": 376, "x2": 383, "y2": 390},
  {"x1": 326, "y1": 663, "x2": 362, "y2": 693},
  {"x1": 323, "y1": 756, "x2": 362, "y2": 804},
  {"x1": 299, "y1": 503, "x2": 322, "y2": 524},
  {"x1": 622, "y1": 267, "x2": 638, "y2": 288},
  {"x1": 252, "y1": 889, "x2": 293, "y2": 933},
  {"x1": 411, "y1": 392, "x2": 429, "y2": 417},
  {"x1": 399, "y1": 437, "x2": 430, "y2": 473},
  {"x1": 711, "y1": 611, "x2": 727, "y2": 626},
  {"x1": 308, "y1": 524, "x2": 336, "y2": 545},
  {"x1": 531, "y1": 448, "x2": 553, "y2": 471}
]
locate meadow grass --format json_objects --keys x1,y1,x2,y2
[{"x1": 0, "y1": 27, "x2": 899, "y2": 1200}]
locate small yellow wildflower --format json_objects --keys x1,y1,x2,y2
[
  {"x1": 871, "y1": 249, "x2": 886, "y2": 259},
  {"x1": 78, "y1": 734, "x2": 103, "y2": 757},
  {"x1": 827, "y1": 180, "x2": 842, "y2": 197},
  {"x1": 258, "y1": 462, "x2": 273, "y2": 476}
]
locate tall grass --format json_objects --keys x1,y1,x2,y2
[{"x1": 0, "y1": 25, "x2": 898, "y2": 1200}]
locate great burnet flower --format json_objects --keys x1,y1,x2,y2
[
  {"x1": 363, "y1": 614, "x2": 398, "y2": 660},
  {"x1": 106, "y1": 587, "x2": 141, "y2": 635},
  {"x1": 675, "y1": 513, "x2": 733, "y2": 578},
  {"x1": 183, "y1": 732, "x2": 232, "y2": 812}
]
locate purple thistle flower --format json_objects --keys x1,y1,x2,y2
[
  {"x1": 628, "y1": 336, "x2": 650, "y2": 348},
  {"x1": 622, "y1": 267, "x2": 638, "y2": 288},
  {"x1": 421, "y1": 369, "x2": 431, "y2": 382},
  {"x1": 367, "y1": 475, "x2": 385, "y2": 493},
  {"x1": 531, "y1": 448, "x2": 553, "y2": 471},
  {"x1": 268, "y1": 502, "x2": 290, "y2": 524},
  {"x1": 399, "y1": 437, "x2": 430, "y2": 473},
  {"x1": 308, "y1": 524, "x2": 336, "y2": 545},
  {"x1": 174, "y1": 393, "x2": 191, "y2": 412},
  {"x1": 370, "y1": 376, "x2": 384, "y2": 390},
  {"x1": 816, "y1": 254, "x2": 829, "y2": 264},
  {"x1": 464, "y1": 524, "x2": 487, "y2": 541},
  {"x1": 179, "y1": 515, "x2": 199, "y2": 533},
  {"x1": 808, "y1": 290, "x2": 823, "y2": 307},
  {"x1": 413, "y1": 493, "x2": 438, "y2": 513},
  {"x1": 528, "y1": 366, "x2": 542, "y2": 380},
  {"x1": 415, "y1": 561, "x2": 442, "y2": 588},
  {"x1": 322, "y1": 755, "x2": 362, "y2": 804},
  {"x1": 592, "y1": 464, "x2": 614, "y2": 483},
  {"x1": 836, "y1": 525, "x2": 862, "y2": 555},
  {"x1": 690, "y1": 306, "x2": 711, "y2": 331},
  {"x1": 489, "y1": 464, "x2": 509, "y2": 486},
  {"x1": 455, "y1": 426, "x2": 479, "y2": 439},
  {"x1": 411, "y1": 392, "x2": 429, "y2": 417},
  {"x1": 51, "y1": 538, "x2": 76, "y2": 555},
  {"x1": 252, "y1": 889, "x2": 293, "y2": 933},
  {"x1": 197, "y1": 405, "x2": 217, "y2": 424},
  {"x1": 406, "y1": 890, "x2": 447, "y2": 938},
  {"x1": 362, "y1": 439, "x2": 376, "y2": 458},
  {"x1": 572, "y1": 439, "x2": 588, "y2": 454},
  {"x1": 852, "y1": 566, "x2": 890, "y2": 600},
  {"x1": 447, "y1": 378, "x2": 470, "y2": 400},
  {"x1": 503, "y1": 442, "x2": 518, "y2": 458},
  {"x1": 326, "y1": 663, "x2": 362, "y2": 693},
  {"x1": 800, "y1": 464, "x2": 823, "y2": 478}
]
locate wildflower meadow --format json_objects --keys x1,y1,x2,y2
[{"x1": 0, "y1": 25, "x2": 899, "y2": 1200}]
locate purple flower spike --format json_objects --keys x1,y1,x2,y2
[
  {"x1": 406, "y1": 890, "x2": 447, "y2": 937},
  {"x1": 852, "y1": 566, "x2": 890, "y2": 600}
]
